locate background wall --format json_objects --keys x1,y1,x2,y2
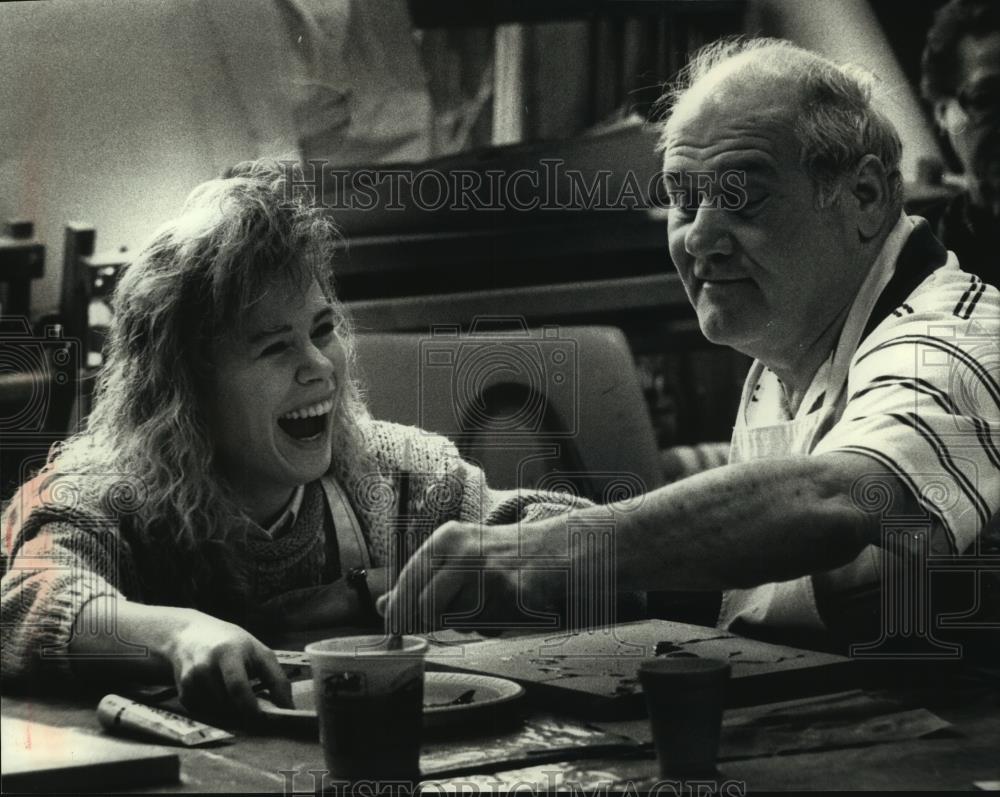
[
  {"x1": 2, "y1": 0, "x2": 945, "y2": 319},
  {"x1": 0, "y1": 0, "x2": 301, "y2": 316}
]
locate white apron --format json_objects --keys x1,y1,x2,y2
[
  {"x1": 321, "y1": 475, "x2": 373, "y2": 572},
  {"x1": 717, "y1": 216, "x2": 914, "y2": 634}
]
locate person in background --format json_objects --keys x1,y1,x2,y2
[
  {"x1": 921, "y1": 0, "x2": 1000, "y2": 288},
  {"x1": 0, "y1": 160, "x2": 586, "y2": 719},
  {"x1": 382, "y1": 38, "x2": 1000, "y2": 653}
]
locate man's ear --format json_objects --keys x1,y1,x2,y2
[{"x1": 850, "y1": 154, "x2": 893, "y2": 240}]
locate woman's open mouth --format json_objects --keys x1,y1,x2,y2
[{"x1": 277, "y1": 398, "x2": 334, "y2": 442}]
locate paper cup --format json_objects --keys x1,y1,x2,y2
[{"x1": 305, "y1": 636, "x2": 428, "y2": 784}]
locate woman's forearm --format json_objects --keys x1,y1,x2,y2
[
  {"x1": 67, "y1": 597, "x2": 195, "y2": 682},
  {"x1": 68, "y1": 596, "x2": 294, "y2": 714}
]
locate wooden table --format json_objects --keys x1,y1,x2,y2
[{"x1": 2, "y1": 639, "x2": 998, "y2": 793}]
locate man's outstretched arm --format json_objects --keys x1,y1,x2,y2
[
  {"x1": 610, "y1": 451, "x2": 896, "y2": 591},
  {"x1": 381, "y1": 451, "x2": 913, "y2": 631}
]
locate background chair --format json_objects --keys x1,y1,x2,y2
[{"x1": 355, "y1": 323, "x2": 665, "y2": 503}]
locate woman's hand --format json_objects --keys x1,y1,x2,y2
[
  {"x1": 163, "y1": 609, "x2": 293, "y2": 719},
  {"x1": 69, "y1": 598, "x2": 293, "y2": 721}
]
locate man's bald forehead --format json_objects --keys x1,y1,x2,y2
[
  {"x1": 662, "y1": 44, "x2": 827, "y2": 146},
  {"x1": 664, "y1": 73, "x2": 801, "y2": 153},
  {"x1": 690, "y1": 43, "x2": 825, "y2": 97},
  {"x1": 673, "y1": 47, "x2": 811, "y2": 117}
]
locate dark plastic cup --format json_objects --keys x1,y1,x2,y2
[{"x1": 638, "y1": 657, "x2": 731, "y2": 776}]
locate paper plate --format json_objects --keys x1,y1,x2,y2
[{"x1": 258, "y1": 672, "x2": 524, "y2": 732}]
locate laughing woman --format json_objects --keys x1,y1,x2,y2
[{"x1": 0, "y1": 160, "x2": 585, "y2": 717}]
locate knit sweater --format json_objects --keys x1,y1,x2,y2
[{"x1": 0, "y1": 420, "x2": 588, "y2": 683}]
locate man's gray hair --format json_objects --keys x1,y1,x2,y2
[{"x1": 658, "y1": 38, "x2": 904, "y2": 207}]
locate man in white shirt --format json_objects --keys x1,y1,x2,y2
[{"x1": 383, "y1": 38, "x2": 1000, "y2": 651}]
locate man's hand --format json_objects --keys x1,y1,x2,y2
[
  {"x1": 163, "y1": 609, "x2": 293, "y2": 719},
  {"x1": 379, "y1": 516, "x2": 615, "y2": 635}
]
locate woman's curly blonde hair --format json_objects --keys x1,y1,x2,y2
[{"x1": 4, "y1": 159, "x2": 371, "y2": 562}]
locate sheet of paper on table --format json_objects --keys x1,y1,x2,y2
[
  {"x1": 425, "y1": 619, "x2": 859, "y2": 717},
  {"x1": 421, "y1": 758, "x2": 644, "y2": 793},
  {"x1": 0, "y1": 715, "x2": 180, "y2": 792},
  {"x1": 420, "y1": 714, "x2": 639, "y2": 778},
  {"x1": 721, "y1": 692, "x2": 953, "y2": 759}
]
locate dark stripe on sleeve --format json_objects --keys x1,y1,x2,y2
[
  {"x1": 833, "y1": 444, "x2": 959, "y2": 554},
  {"x1": 971, "y1": 415, "x2": 1000, "y2": 471},
  {"x1": 953, "y1": 275, "x2": 981, "y2": 318},
  {"x1": 850, "y1": 374, "x2": 960, "y2": 415},
  {"x1": 889, "y1": 411, "x2": 991, "y2": 528},
  {"x1": 856, "y1": 335, "x2": 1000, "y2": 408},
  {"x1": 959, "y1": 281, "x2": 986, "y2": 320},
  {"x1": 850, "y1": 376, "x2": 1000, "y2": 469}
]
